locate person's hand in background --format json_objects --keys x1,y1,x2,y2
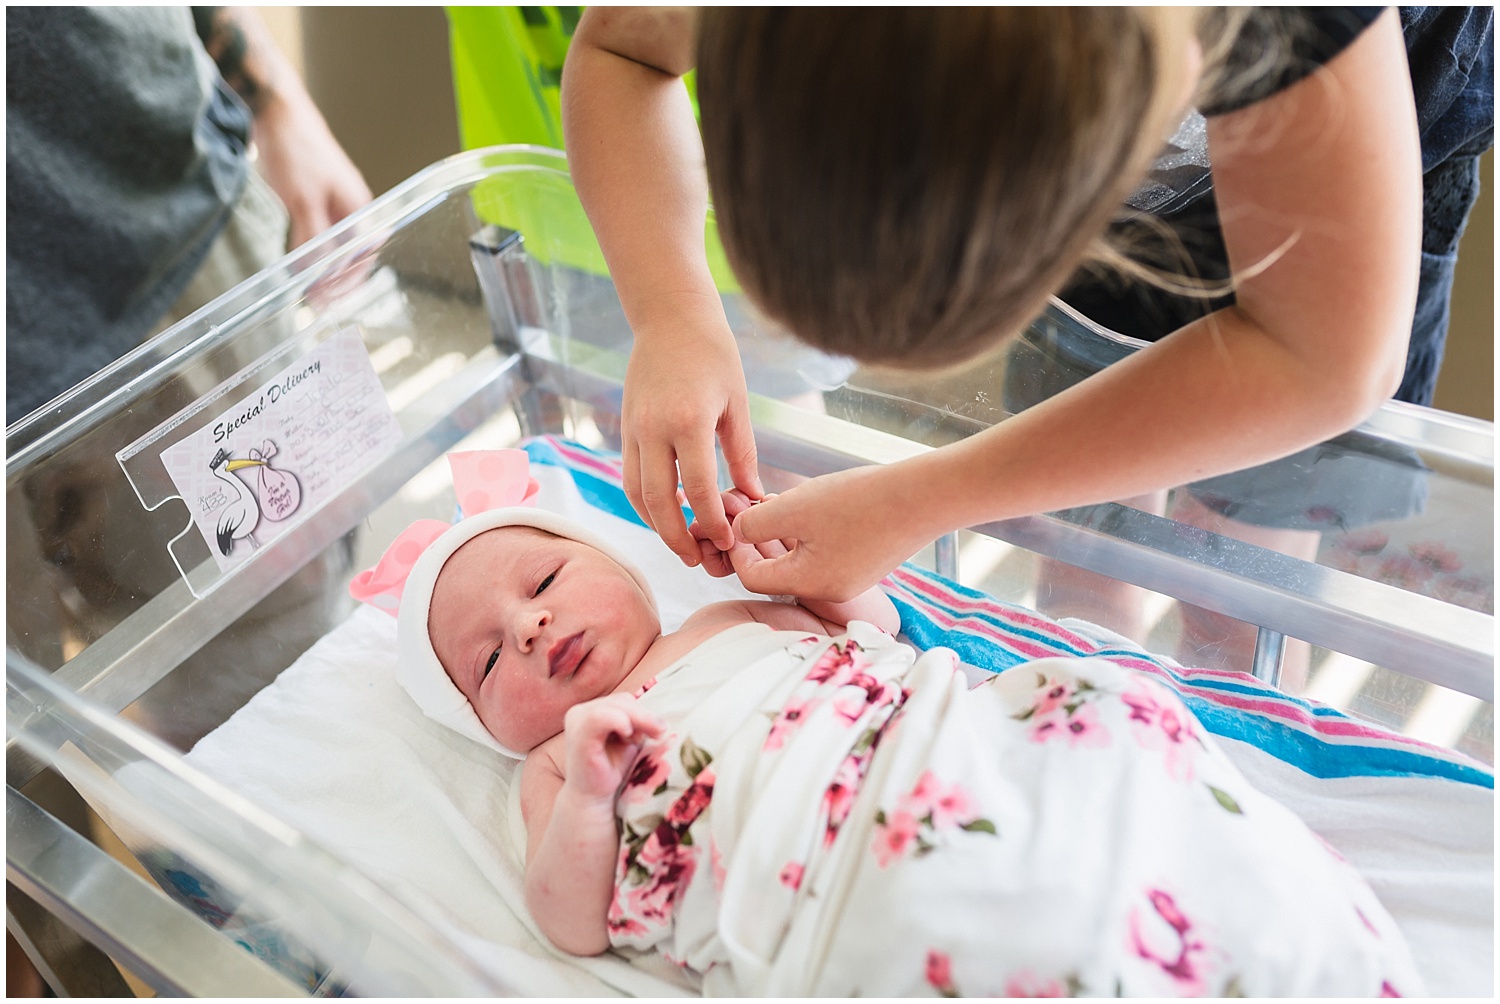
[{"x1": 197, "y1": 6, "x2": 372, "y2": 247}]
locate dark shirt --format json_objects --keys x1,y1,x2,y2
[{"x1": 6, "y1": 7, "x2": 252, "y2": 425}]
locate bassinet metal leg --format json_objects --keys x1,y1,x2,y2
[
  {"x1": 1251, "y1": 628, "x2": 1287, "y2": 687},
  {"x1": 934, "y1": 532, "x2": 958, "y2": 580},
  {"x1": 469, "y1": 225, "x2": 565, "y2": 437}
]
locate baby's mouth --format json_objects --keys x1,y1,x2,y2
[{"x1": 548, "y1": 632, "x2": 587, "y2": 679}]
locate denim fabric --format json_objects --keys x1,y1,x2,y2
[{"x1": 1060, "y1": 6, "x2": 1495, "y2": 407}]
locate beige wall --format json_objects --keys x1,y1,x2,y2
[
  {"x1": 1433, "y1": 150, "x2": 1495, "y2": 421},
  {"x1": 261, "y1": 6, "x2": 461, "y2": 198}
]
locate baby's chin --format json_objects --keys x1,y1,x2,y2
[{"x1": 488, "y1": 715, "x2": 563, "y2": 756}]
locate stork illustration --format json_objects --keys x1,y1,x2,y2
[{"x1": 208, "y1": 447, "x2": 266, "y2": 556}]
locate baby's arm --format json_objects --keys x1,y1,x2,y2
[
  {"x1": 690, "y1": 490, "x2": 900, "y2": 636},
  {"x1": 521, "y1": 694, "x2": 664, "y2": 955}
]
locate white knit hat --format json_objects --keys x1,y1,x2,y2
[{"x1": 394, "y1": 506, "x2": 657, "y2": 758}]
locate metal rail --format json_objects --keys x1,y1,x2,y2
[
  {"x1": 528, "y1": 351, "x2": 1494, "y2": 701},
  {"x1": 7, "y1": 351, "x2": 526, "y2": 791},
  {"x1": 7, "y1": 786, "x2": 306, "y2": 997}
]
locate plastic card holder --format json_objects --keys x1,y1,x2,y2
[{"x1": 116, "y1": 324, "x2": 403, "y2": 598}]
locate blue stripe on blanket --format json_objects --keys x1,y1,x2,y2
[
  {"x1": 524, "y1": 438, "x2": 691, "y2": 528},
  {"x1": 891, "y1": 566, "x2": 1494, "y2": 789},
  {"x1": 527, "y1": 436, "x2": 1494, "y2": 791}
]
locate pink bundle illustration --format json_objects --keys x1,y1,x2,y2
[
  {"x1": 250, "y1": 440, "x2": 302, "y2": 522},
  {"x1": 206, "y1": 441, "x2": 303, "y2": 556}
]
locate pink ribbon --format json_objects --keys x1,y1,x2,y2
[{"x1": 348, "y1": 449, "x2": 541, "y2": 616}]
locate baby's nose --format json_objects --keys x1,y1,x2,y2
[{"x1": 516, "y1": 608, "x2": 551, "y2": 651}]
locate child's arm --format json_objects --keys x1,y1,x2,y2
[
  {"x1": 521, "y1": 694, "x2": 664, "y2": 955},
  {"x1": 729, "y1": 12, "x2": 1422, "y2": 603},
  {"x1": 562, "y1": 8, "x2": 761, "y2": 564}
]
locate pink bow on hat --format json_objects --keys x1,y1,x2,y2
[{"x1": 349, "y1": 449, "x2": 541, "y2": 615}]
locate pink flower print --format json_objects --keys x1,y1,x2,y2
[
  {"x1": 822, "y1": 755, "x2": 864, "y2": 846},
  {"x1": 1336, "y1": 529, "x2": 1389, "y2": 556},
  {"x1": 1377, "y1": 553, "x2": 1434, "y2": 589},
  {"x1": 1149, "y1": 889, "x2": 1189, "y2": 934},
  {"x1": 872, "y1": 809, "x2": 920, "y2": 868},
  {"x1": 806, "y1": 641, "x2": 858, "y2": 686},
  {"x1": 664, "y1": 768, "x2": 715, "y2": 828},
  {"x1": 1032, "y1": 675, "x2": 1076, "y2": 717},
  {"x1": 1062, "y1": 701, "x2": 1111, "y2": 749},
  {"x1": 929, "y1": 783, "x2": 978, "y2": 830},
  {"x1": 1122, "y1": 680, "x2": 1161, "y2": 725},
  {"x1": 626, "y1": 873, "x2": 676, "y2": 927},
  {"x1": 1028, "y1": 710, "x2": 1067, "y2": 744},
  {"x1": 904, "y1": 772, "x2": 978, "y2": 831},
  {"x1": 848, "y1": 671, "x2": 899, "y2": 707},
  {"x1": 831, "y1": 671, "x2": 897, "y2": 724},
  {"x1": 1128, "y1": 888, "x2": 1206, "y2": 994},
  {"x1": 710, "y1": 838, "x2": 727, "y2": 894},
  {"x1": 1157, "y1": 704, "x2": 1187, "y2": 745},
  {"x1": 765, "y1": 699, "x2": 816, "y2": 751},
  {"x1": 632, "y1": 676, "x2": 658, "y2": 698},
  {"x1": 833, "y1": 691, "x2": 868, "y2": 725},
  {"x1": 620, "y1": 746, "x2": 672, "y2": 805},
  {"x1": 925, "y1": 949, "x2": 956, "y2": 996},
  {"x1": 607, "y1": 914, "x2": 649, "y2": 940},
  {"x1": 628, "y1": 833, "x2": 698, "y2": 929},
  {"x1": 636, "y1": 820, "x2": 686, "y2": 874},
  {"x1": 1380, "y1": 980, "x2": 1402, "y2": 997},
  {"x1": 907, "y1": 769, "x2": 942, "y2": 808},
  {"x1": 1409, "y1": 540, "x2": 1462, "y2": 574},
  {"x1": 779, "y1": 862, "x2": 804, "y2": 891},
  {"x1": 1124, "y1": 678, "x2": 1200, "y2": 780},
  {"x1": 1004, "y1": 970, "x2": 1067, "y2": 997}
]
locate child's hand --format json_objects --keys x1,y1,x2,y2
[
  {"x1": 562, "y1": 694, "x2": 666, "y2": 802},
  {"x1": 689, "y1": 489, "x2": 785, "y2": 578}
]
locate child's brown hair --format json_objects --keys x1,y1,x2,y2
[{"x1": 697, "y1": 7, "x2": 1242, "y2": 368}]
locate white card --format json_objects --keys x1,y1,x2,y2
[{"x1": 161, "y1": 327, "x2": 404, "y2": 571}]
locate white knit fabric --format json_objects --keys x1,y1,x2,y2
[{"x1": 395, "y1": 506, "x2": 657, "y2": 758}]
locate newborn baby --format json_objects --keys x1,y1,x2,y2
[
  {"x1": 372, "y1": 458, "x2": 1422, "y2": 996},
  {"x1": 395, "y1": 488, "x2": 897, "y2": 955}
]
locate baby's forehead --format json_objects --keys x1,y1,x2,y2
[{"x1": 447, "y1": 524, "x2": 557, "y2": 567}]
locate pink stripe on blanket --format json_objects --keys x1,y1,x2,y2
[
  {"x1": 886, "y1": 567, "x2": 1465, "y2": 760},
  {"x1": 543, "y1": 435, "x2": 626, "y2": 481}
]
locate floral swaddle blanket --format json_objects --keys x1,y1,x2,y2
[{"x1": 603, "y1": 621, "x2": 1423, "y2": 996}]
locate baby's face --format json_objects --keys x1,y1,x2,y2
[{"x1": 428, "y1": 526, "x2": 659, "y2": 752}]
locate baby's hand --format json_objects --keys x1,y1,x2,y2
[
  {"x1": 689, "y1": 489, "x2": 779, "y2": 578},
  {"x1": 562, "y1": 694, "x2": 666, "y2": 802}
]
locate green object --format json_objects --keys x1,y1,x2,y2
[
  {"x1": 445, "y1": 6, "x2": 738, "y2": 290},
  {"x1": 448, "y1": 6, "x2": 577, "y2": 150}
]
